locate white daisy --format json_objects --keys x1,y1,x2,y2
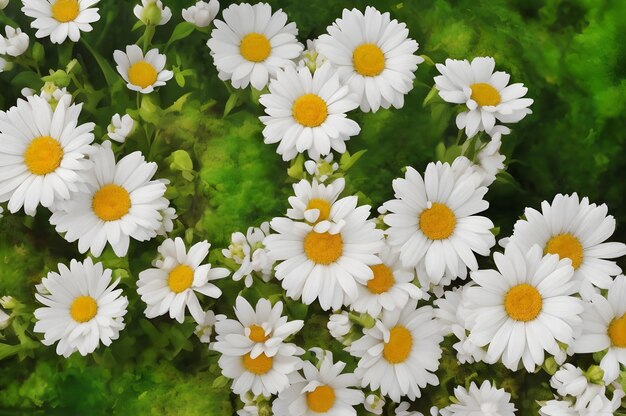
[
  {"x1": 0, "y1": 25, "x2": 29, "y2": 57},
  {"x1": 382, "y1": 160, "x2": 495, "y2": 285},
  {"x1": 439, "y1": 381, "x2": 516, "y2": 416},
  {"x1": 114, "y1": 45, "x2": 173, "y2": 94},
  {"x1": 364, "y1": 393, "x2": 385, "y2": 415},
  {"x1": 297, "y1": 39, "x2": 327, "y2": 73},
  {"x1": 304, "y1": 154, "x2": 339, "y2": 183},
  {"x1": 506, "y1": 193, "x2": 626, "y2": 299},
  {"x1": 464, "y1": 243, "x2": 584, "y2": 372},
  {"x1": 182, "y1": 0, "x2": 219, "y2": 28},
  {"x1": 195, "y1": 309, "x2": 219, "y2": 344},
  {"x1": 550, "y1": 364, "x2": 603, "y2": 410},
  {"x1": 538, "y1": 399, "x2": 577, "y2": 416},
  {"x1": 286, "y1": 178, "x2": 345, "y2": 223},
  {"x1": 583, "y1": 388, "x2": 625, "y2": 414},
  {"x1": 434, "y1": 56, "x2": 533, "y2": 137},
  {"x1": 22, "y1": 0, "x2": 100, "y2": 44},
  {"x1": 207, "y1": 2, "x2": 303, "y2": 90},
  {"x1": 107, "y1": 113, "x2": 134, "y2": 143},
  {"x1": 217, "y1": 341, "x2": 303, "y2": 397},
  {"x1": 327, "y1": 311, "x2": 352, "y2": 343},
  {"x1": 265, "y1": 196, "x2": 384, "y2": 310},
  {"x1": 351, "y1": 242, "x2": 423, "y2": 317},
  {"x1": 259, "y1": 63, "x2": 360, "y2": 161},
  {"x1": 0, "y1": 94, "x2": 94, "y2": 215},
  {"x1": 349, "y1": 300, "x2": 443, "y2": 402},
  {"x1": 137, "y1": 237, "x2": 228, "y2": 324},
  {"x1": 222, "y1": 222, "x2": 273, "y2": 287},
  {"x1": 134, "y1": 0, "x2": 171, "y2": 26},
  {"x1": 33, "y1": 258, "x2": 128, "y2": 357},
  {"x1": 316, "y1": 6, "x2": 423, "y2": 112},
  {"x1": 49, "y1": 141, "x2": 169, "y2": 257},
  {"x1": 272, "y1": 351, "x2": 364, "y2": 415},
  {"x1": 213, "y1": 296, "x2": 304, "y2": 359},
  {"x1": 571, "y1": 275, "x2": 626, "y2": 383},
  {"x1": 156, "y1": 204, "x2": 177, "y2": 236},
  {"x1": 472, "y1": 125, "x2": 509, "y2": 187}
]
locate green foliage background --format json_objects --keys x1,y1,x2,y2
[{"x1": 1, "y1": 0, "x2": 625, "y2": 414}]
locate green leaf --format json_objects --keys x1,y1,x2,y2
[
  {"x1": 165, "y1": 93, "x2": 192, "y2": 114},
  {"x1": 80, "y1": 39, "x2": 120, "y2": 87},
  {"x1": 422, "y1": 84, "x2": 441, "y2": 107},
  {"x1": 11, "y1": 71, "x2": 43, "y2": 90},
  {"x1": 223, "y1": 91, "x2": 240, "y2": 117},
  {"x1": 340, "y1": 149, "x2": 367, "y2": 171},
  {"x1": 169, "y1": 150, "x2": 194, "y2": 172},
  {"x1": 287, "y1": 154, "x2": 305, "y2": 180},
  {"x1": 166, "y1": 22, "x2": 196, "y2": 48}
]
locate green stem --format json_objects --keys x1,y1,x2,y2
[{"x1": 142, "y1": 25, "x2": 156, "y2": 53}]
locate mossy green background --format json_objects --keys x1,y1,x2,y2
[{"x1": 1, "y1": 0, "x2": 625, "y2": 414}]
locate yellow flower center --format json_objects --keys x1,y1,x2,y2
[
  {"x1": 367, "y1": 264, "x2": 395, "y2": 294},
  {"x1": 24, "y1": 136, "x2": 64, "y2": 176},
  {"x1": 128, "y1": 61, "x2": 158, "y2": 89},
  {"x1": 419, "y1": 203, "x2": 457, "y2": 240},
  {"x1": 306, "y1": 198, "x2": 331, "y2": 223},
  {"x1": 353, "y1": 43, "x2": 385, "y2": 76},
  {"x1": 504, "y1": 284, "x2": 543, "y2": 322},
  {"x1": 70, "y1": 295, "x2": 98, "y2": 323},
  {"x1": 248, "y1": 324, "x2": 268, "y2": 343},
  {"x1": 304, "y1": 231, "x2": 343, "y2": 265},
  {"x1": 239, "y1": 33, "x2": 271, "y2": 63},
  {"x1": 292, "y1": 94, "x2": 328, "y2": 127},
  {"x1": 470, "y1": 83, "x2": 501, "y2": 107},
  {"x1": 608, "y1": 314, "x2": 626, "y2": 348},
  {"x1": 544, "y1": 234, "x2": 584, "y2": 269},
  {"x1": 51, "y1": 0, "x2": 79, "y2": 23},
  {"x1": 383, "y1": 325, "x2": 413, "y2": 364},
  {"x1": 242, "y1": 352, "x2": 273, "y2": 375},
  {"x1": 92, "y1": 184, "x2": 131, "y2": 222},
  {"x1": 306, "y1": 385, "x2": 336, "y2": 413},
  {"x1": 167, "y1": 265, "x2": 194, "y2": 293}
]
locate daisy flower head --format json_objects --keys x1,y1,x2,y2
[
  {"x1": 571, "y1": 275, "x2": 626, "y2": 383},
  {"x1": 33, "y1": 258, "x2": 128, "y2": 357},
  {"x1": 0, "y1": 94, "x2": 94, "y2": 215},
  {"x1": 272, "y1": 350, "x2": 364, "y2": 416},
  {"x1": 316, "y1": 6, "x2": 423, "y2": 112},
  {"x1": 49, "y1": 141, "x2": 169, "y2": 257},
  {"x1": 22, "y1": 0, "x2": 100, "y2": 44},
  {"x1": 382, "y1": 159, "x2": 495, "y2": 285},
  {"x1": 304, "y1": 154, "x2": 339, "y2": 183},
  {"x1": 265, "y1": 196, "x2": 385, "y2": 311},
  {"x1": 222, "y1": 222, "x2": 273, "y2": 287},
  {"x1": 213, "y1": 296, "x2": 304, "y2": 359},
  {"x1": 538, "y1": 399, "x2": 577, "y2": 416},
  {"x1": 137, "y1": 237, "x2": 228, "y2": 324},
  {"x1": 207, "y1": 2, "x2": 303, "y2": 90},
  {"x1": 439, "y1": 381, "x2": 516, "y2": 416},
  {"x1": 114, "y1": 45, "x2": 173, "y2": 94},
  {"x1": 107, "y1": 113, "x2": 134, "y2": 143},
  {"x1": 195, "y1": 309, "x2": 219, "y2": 344},
  {"x1": 550, "y1": 364, "x2": 603, "y2": 410},
  {"x1": 286, "y1": 178, "x2": 345, "y2": 223},
  {"x1": 349, "y1": 300, "x2": 443, "y2": 402},
  {"x1": 0, "y1": 26, "x2": 29, "y2": 57},
  {"x1": 134, "y1": 0, "x2": 171, "y2": 26},
  {"x1": 259, "y1": 63, "x2": 360, "y2": 161},
  {"x1": 472, "y1": 125, "x2": 509, "y2": 187},
  {"x1": 297, "y1": 39, "x2": 327, "y2": 73},
  {"x1": 506, "y1": 193, "x2": 626, "y2": 299},
  {"x1": 434, "y1": 56, "x2": 533, "y2": 137},
  {"x1": 364, "y1": 393, "x2": 385, "y2": 415},
  {"x1": 182, "y1": 0, "x2": 219, "y2": 28},
  {"x1": 156, "y1": 204, "x2": 177, "y2": 236},
  {"x1": 464, "y1": 243, "x2": 584, "y2": 372},
  {"x1": 351, "y1": 242, "x2": 423, "y2": 317}
]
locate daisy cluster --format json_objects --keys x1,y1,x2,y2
[{"x1": 0, "y1": 1, "x2": 625, "y2": 415}]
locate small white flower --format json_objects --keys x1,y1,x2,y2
[
  {"x1": 0, "y1": 26, "x2": 29, "y2": 57},
  {"x1": 327, "y1": 311, "x2": 352, "y2": 340},
  {"x1": 182, "y1": 0, "x2": 219, "y2": 28},
  {"x1": 195, "y1": 310, "x2": 219, "y2": 344},
  {"x1": 538, "y1": 399, "x2": 577, "y2": 416},
  {"x1": 39, "y1": 83, "x2": 71, "y2": 104},
  {"x1": 395, "y1": 402, "x2": 429, "y2": 416},
  {"x1": 0, "y1": 307, "x2": 10, "y2": 330},
  {"x1": 304, "y1": 154, "x2": 339, "y2": 183},
  {"x1": 473, "y1": 126, "x2": 509, "y2": 186},
  {"x1": 364, "y1": 393, "x2": 385, "y2": 415},
  {"x1": 222, "y1": 222, "x2": 272, "y2": 287},
  {"x1": 114, "y1": 45, "x2": 173, "y2": 94},
  {"x1": 583, "y1": 388, "x2": 625, "y2": 414},
  {"x1": 440, "y1": 380, "x2": 516, "y2": 416},
  {"x1": 157, "y1": 205, "x2": 177, "y2": 236},
  {"x1": 22, "y1": 0, "x2": 100, "y2": 44},
  {"x1": 550, "y1": 364, "x2": 599, "y2": 409},
  {"x1": 134, "y1": 0, "x2": 171, "y2": 26},
  {"x1": 107, "y1": 113, "x2": 134, "y2": 143},
  {"x1": 297, "y1": 39, "x2": 327, "y2": 73}
]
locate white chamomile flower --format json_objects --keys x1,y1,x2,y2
[
  {"x1": 107, "y1": 113, "x2": 134, "y2": 143},
  {"x1": 464, "y1": 243, "x2": 584, "y2": 372},
  {"x1": 207, "y1": 2, "x2": 303, "y2": 90},
  {"x1": 182, "y1": 0, "x2": 219, "y2": 28},
  {"x1": 222, "y1": 222, "x2": 273, "y2": 287},
  {"x1": 265, "y1": 196, "x2": 384, "y2": 311},
  {"x1": 157, "y1": 205, "x2": 177, "y2": 236},
  {"x1": 316, "y1": 6, "x2": 423, "y2": 112},
  {"x1": 33, "y1": 258, "x2": 128, "y2": 357},
  {"x1": 349, "y1": 300, "x2": 443, "y2": 402},
  {"x1": 22, "y1": 0, "x2": 100, "y2": 44},
  {"x1": 49, "y1": 141, "x2": 169, "y2": 257},
  {"x1": 396, "y1": 402, "x2": 431, "y2": 416},
  {"x1": 327, "y1": 311, "x2": 352, "y2": 342},
  {"x1": 364, "y1": 393, "x2": 385, "y2": 415},
  {"x1": 297, "y1": 39, "x2": 327, "y2": 73},
  {"x1": 137, "y1": 237, "x2": 228, "y2": 324},
  {"x1": 304, "y1": 154, "x2": 339, "y2": 183},
  {"x1": 286, "y1": 178, "x2": 345, "y2": 223},
  {"x1": 0, "y1": 94, "x2": 94, "y2": 215},
  {"x1": 272, "y1": 351, "x2": 364, "y2": 416},
  {"x1": 114, "y1": 45, "x2": 173, "y2": 94},
  {"x1": 571, "y1": 275, "x2": 626, "y2": 383},
  {"x1": 550, "y1": 364, "x2": 603, "y2": 410},
  {"x1": 434, "y1": 56, "x2": 533, "y2": 137},
  {"x1": 439, "y1": 381, "x2": 516, "y2": 416},
  {"x1": 382, "y1": 159, "x2": 495, "y2": 285},
  {"x1": 195, "y1": 310, "x2": 219, "y2": 344},
  {"x1": 472, "y1": 125, "x2": 509, "y2": 187},
  {"x1": 0, "y1": 26, "x2": 29, "y2": 57},
  {"x1": 260, "y1": 63, "x2": 360, "y2": 161},
  {"x1": 506, "y1": 193, "x2": 626, "y2": 299},
  {"x1": 352, "y1": 242, "x2": 423, "y2": 317},
  {"x1": 583, "y1": 388, "x2": 625, "y2": 414},
  {"x1": 134, "y1": 0, "x2": 171, "y2": 26},
  {"x1": 213, "y1": 296, "x2": 303, "y2": 360},
  {"x1": 538, "y1": 399, "x2": 577, "y2": 416}
]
